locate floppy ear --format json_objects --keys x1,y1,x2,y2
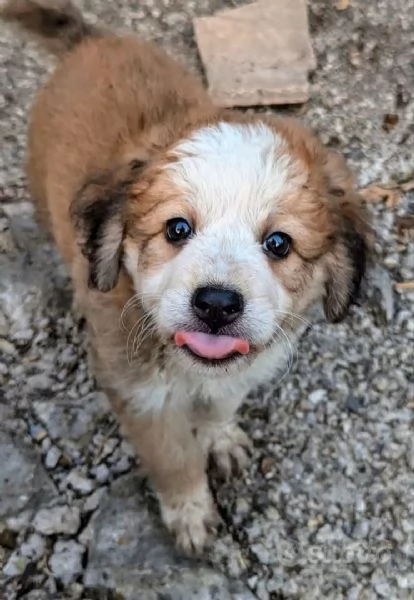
[
  {"x1": 322, "y1": 151, "x2": 371, "y2": 323},
  {"x1": 70, "y1": 160, "x2": 146, "y2": 292}
]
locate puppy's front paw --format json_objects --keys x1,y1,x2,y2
[
  {"x1": 160, "y1": 483, "x2": 219, "y2": 555},
  {"x1": 198, "y1": 422, "x2": 253, "y2": 480}
]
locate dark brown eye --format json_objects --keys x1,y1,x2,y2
[
  {"x1": 263, "y1": 231, "x2": 291, "y2": 259},
  {"x1": 165, "y1": 218, "x2": 193, "y2": 244}
]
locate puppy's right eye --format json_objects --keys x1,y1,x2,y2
[
  {"x1": 263, "y1": 231, "x2": 291, "y2": 259},
  {"x1": 165, "y1": 218, "x2": 193, "y2": 244}
]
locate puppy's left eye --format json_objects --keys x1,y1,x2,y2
[
  {"x1": 263, "y1": 231, "x2": 291, "y2": 259},
  {"x1": 165, "y1": 218, "x2": 193, "y2": 244}
]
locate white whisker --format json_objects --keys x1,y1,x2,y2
[
  {"x1": 274, "y1": 310, "x2": 311, "y2": 329},
  {"x1": 133, "y1": 318, "x2": 157, "y2": 355},
  {"x1": 270, "y1": 322, "x2": 297, "y2": 385},
  {"x1": 120, "y1": 291, "x2": 163, "y2": 331},
  {"x1": 126, "y1": 312, "x2": 154, "y2": 364}
]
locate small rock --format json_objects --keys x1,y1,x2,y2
[
  {"x1": 374, "y1": 377, "x2": 389, "y2": 392},
  {"x1": 11, "y1": 328, "x2": 34, "y2": 345},
  {"x1": 33, "y1": 391, "x2": 109, "y2": 442},
  {"x1": 347, "y1": 587, "x2": 362, "y2": 600},
  {"x1": 309, "y1": 389, "x2": 327, "y2": 404},
  {"x1": 92, "y1": 463, "x2": 110, "y2": 483},
  {"x1": 57, "y1": 346, "x2": 78, "y2": 367},
  {"x1": 100, "y1": 438, "x2": 118, "y2": 460},
  {"x1": 373, "y1": 578, "x2": 392, "y2": 598},
  {"x1": 66, "y1": 470, "x2": 95, "y2": 495},
  {"x1": 0, "y1": 338, "x2": 15, "y2": 355},
  {"x1": 260, "y1": 456, "x2": 276, "y2": 478},
  {"x1": 345, "y1": 395, "x2": 363, "y2": 413},
  {"x1": 41, "y1": 437, "x2": 51, "y2": 452},
  {"x1": 251, "y1": 542, "x2": 273, "y2": 565},
  {"x1": 3, "y1": 551, "x2": 29, "y2": 577},
  {"x1": 20, "y1": 533, "x2": 46, "y2": 561},
  {"x1": 370, "y1": 265, "x2": 395, "y2": 323},
  {"x1": 235, "y1": 497, "x2": 250, "y2": 517},
  {"x1": 27, "y1": 374, "x2": 53, "y2": 391},
  {"x1": 0, "y1": 362, "x2": 8, "y2": 376},
  {"x1": 397, "y1": 573, "x2": 414, "y2": 589},
  {"x1": 29, "y1": 424, "x2": 48, "y2": 443},
  {"x1": 6, "y1": 511, "x2": 32, "y2": 533},
  {"x1": 78, "y1": 520, "x2": 94, "y2": 546},
  {"x1": 33, "y1": 505, "x2": 81, "y2": 535},
  {"x1": 49, "y1": 540, "x2": 84, "y2": 585},
  {"x1": 44, "y1": 446, "x2": 62, "y2": 469},
  {"x1": 0, "y1": 430, "x2": 57, "y2": 520},
  {"x1": 83, "y1": 487, "x2": 106, "y2": 513},
  {"x1": 111, "y1": 454, "x2": 131, "y2": 475},
  {"x1": 315, "y1": 524, "x2": 341, "y2": 543},
  {"x1": 307, "y1": 514, "x2": 324, "y2": 529}
]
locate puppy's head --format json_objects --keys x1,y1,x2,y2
[{"x1": 72, "y1": 118, "x2": 369, "y2": 374}]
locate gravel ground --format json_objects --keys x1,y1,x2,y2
[{"x1": 1, "y1": 1, "x2": 413, "y2": 599}]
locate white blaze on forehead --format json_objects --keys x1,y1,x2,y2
[{"x1": 166, "y1": 122, "x2": 298, "y2": 223}]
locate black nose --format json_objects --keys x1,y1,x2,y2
[{"x1": 192, "y1": 286, "x2": 244, "y2": 332}]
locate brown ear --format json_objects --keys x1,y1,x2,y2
[
  {"x1": 322, "y1": 151, "x2": 371, "y2": 323},
  {"x1": 70, "y1": 160, "x2": 146, "y2": 292}
]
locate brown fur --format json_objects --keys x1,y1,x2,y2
[{"x1": 2, "y1": 0, "x2": 370, "y2": 553}]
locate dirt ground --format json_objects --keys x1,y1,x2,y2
[{"x1": 1, "y1": 1, "x2": 413, "y2": 599}]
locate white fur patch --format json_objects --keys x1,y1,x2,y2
[
  {"x1": 167, "y1": 121, "x2": 296, "y2": 225},
  {"x1": 159, "y1": 479, "x2": 217, "y2": 553}
]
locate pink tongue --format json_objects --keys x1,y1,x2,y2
[{"x1": 175, "y1": 331, "x2": 250, "y2": 360}]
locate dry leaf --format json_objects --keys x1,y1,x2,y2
[
  {"x1": 336, "y1": 0, "x2": 349, "y2": 9},
  {"x1": 385, "y1": 189, "x2": 402, "y2": 208},
  {"x1": 401, "y1": 180, "x2": 414, "y2": 192},
  {"x1": 395, "y1": 215, "x2": 414, "y2": 230},
  {"x1": 394, "y1": 282, "x2": 414, "y2": 291},
  {"x1": 359, "y1": 185, "x2": 401, "y2": 208},
  {"x1": 382, "y1": 113, "x2": 399, "y2": 132}
]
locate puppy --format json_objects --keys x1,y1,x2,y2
[{"x1": 2, "y1": 0, "x2": 369, "y2": 553}]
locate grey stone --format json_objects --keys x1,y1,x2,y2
[
  {"x1": 44, "y1": 445, "x2": 62, "y2": 469},
  {"x1": 83, "y1": 487, "x2": 106, "y2": 513},
  {"x1": 20, "y1": 533, "x2": 47, "y2": 561},
  {"x1": 0, "y1": 338, "x2": 16, "y2": 355},
  {"x1": 91, "y1": 463, "x2": 110, "y2": 483},
  {"x1": 397, "y1": 574, "x2": 414, "y2": 589},
  {"x1": 3, "y1": 550, "x2": 30, "y2": 577},
  {"x1": 27, "y1": 374, "x2": 53, "y2": 391},
  {"x1": 308, "y1": 389, "x2": 327, "y2": 405},
  {"x1": 65, "y1": 470, "x2": 95, "y2": 495},
  {"x1": 49, "y1": 540, "x2": 85, "y2": 585},
  {"x1": 33, "y1": 505, "x2": 81, "y2": 536},
  {"x1": 84, "y1": 475, "x2": 255, "y2": 599},
  {"x1": 369, "y1": 265, "x2": 395, "y2": 324},
  {"x1": 32, "y1": 391, "x2": 110, "y2": 442},
  {"x1": 0, "y1": 430, "x2": 57, "y2": 520},
  {"x1": 3, "y1": 532, "x2": 47, "y2": 578}
]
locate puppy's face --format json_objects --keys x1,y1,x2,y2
[{"x1": 72, "y1": 118, "x2": 369, "y2": 374}]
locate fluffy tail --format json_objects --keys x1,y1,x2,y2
[{"x1": 0, "y1": 0, "x2": 100, "y2": 55}]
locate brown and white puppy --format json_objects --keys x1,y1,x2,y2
[{"x1": 2, "y1": 0, "x2": 370, "y2": 553}]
